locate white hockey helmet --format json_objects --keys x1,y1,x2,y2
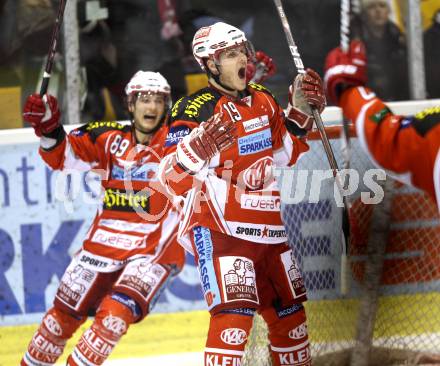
[
  {"x1": 125, "y1": 71, "x2": 171, "y2": 107},
  {"x1": 192, "y1": 22, "x2": 253, "y2": 71}
]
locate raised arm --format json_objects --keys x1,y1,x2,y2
[
  {"x1": 324, "y1": 40, "x2": 440, "y2": 201},
  {"x1": 23, "y1": 93, "x2": 101, "y2": 171}
]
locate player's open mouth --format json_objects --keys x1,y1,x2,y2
[
  {"x1": 238, "y1": 67, "x2": 246, "y2": 79},
  {"x1": 143, "y1": 114, "x2": 156, "y2": 121}
]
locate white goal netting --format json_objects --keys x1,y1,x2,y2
[{"x1": 243, "y1": 111, "x2": 440, "y2": 366}]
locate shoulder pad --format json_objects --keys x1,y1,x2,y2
[
  {"x1": 73, "y1": 121, "x2": 130, "y2": 142},
  {"x1": 413, "y1": 106, "x2": 440, "y2": 136},
  {"x1": 249, "y1": 82, "x2": 276, "y2": 98},
  {"x1": 170, "y1": 88, "x2": 220, "y2": 123}
]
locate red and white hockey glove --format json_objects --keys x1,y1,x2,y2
[
  {"x1": 286, "y1": 68, "x2": 326, "y2": 132},
  {"x1": 176, "y1": 112, "x2": 236, "y2": 174},
  {"x1": 158, "y1": 0, "x2": 182, "y2": 40},
  {"x1": 324, "y1": 40, "x2": 367, "y2": 105},
  {"x1": 161, "y1": 20, "x2": 182, "y2": 40},
  {"x1": 246, "y1": 51, "x2": 276, "y2": 84},
  {"x1": 23, "y1": 94, "x2": 60, "y2": 137}
]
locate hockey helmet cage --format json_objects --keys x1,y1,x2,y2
[
  {"x1": 125, "y1": 71, "x2": 172, "y2": 107},
  {"x1": 192, "y1": 22, "x2": 253, "y2": 71}
]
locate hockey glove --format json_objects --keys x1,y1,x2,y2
[
  {"x1": 23, "y1": 94, "x2": 61, "y2": 137},
  {"x1": 246, "y1": 51, "x2": 277, "y2": 84},
  {"x1": 286, "y1": 68, "x2": 326, "y2": 132},
  {"x1": 161, "y1": 20, "x2": 182, "y2": 40},
  {"x1": 324, "y1": 40, "x2": 367, "y2": 105},
  {"x1": 176, "y1": 112, "x2": 236, "y2": 174}
]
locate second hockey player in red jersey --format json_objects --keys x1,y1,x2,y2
[
  {"x1": 324, "y1": 40, "x2": 440, "y2": 210},
  {"x1": 159, "y1": 22, "x2": 326, "y2": 366},
  {"x1": 20, "y1": 71, "x2": 185, "y2": 366}
]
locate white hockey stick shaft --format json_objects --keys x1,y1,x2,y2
[
  {"x1": 273, "y1": 0, "x2": 351, "y2": 294},
  {"x1": 351, "y1": 0, "x2": 362, "y2": 15},
  {"x1": 40, "y1": 0, "x2": 67, "y2": 95},
  {"x1": 341, "y1": 0, "x2": 351, "y2": 53},
  {"x1": 340, "y1": 0, "x2": 353, "y2": 295},
  {"x1": 272, "y1": 0, "x2": 346, "y2": 195},
  {"x1": 340, "y1": 0, "x2": 352, "y2": 170}
]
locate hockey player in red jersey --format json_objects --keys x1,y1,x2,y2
[
  {"x1": 159, "y1": 22, "x2": 326, "y2": 366},
  {"x1": 324, "y1": 40, "x2": 440, "y2": 209},
  {"x1": 20, "y1": 71, "x2": 185, "y2": 366}
]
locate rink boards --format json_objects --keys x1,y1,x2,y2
[
  {"x1": 1, "y1": 101, "x2": 440, "y2": 364},
  {"x1": 1, "y1": 101, "x2": 440, "y2": 326}
]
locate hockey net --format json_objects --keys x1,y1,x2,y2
[{"x1": 242, "y1": 103, "x2": 440, "y2": 366}]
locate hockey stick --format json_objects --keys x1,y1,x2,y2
[
  {"x1": 39, "y1": 0, "x2": 68, "y2": 95},
  {"x1": 272, "y1": 0, "x2": 351, "y2": 294},
  {"x1": 341, "y1": 0, "x2": 350, "y2": 53},
  {"x1": 340, "y1": 0, "x2": 351, "y2": 172},
  {"x1": 339, "y1": 0, "x2": 353, "y2": 295},
  {"x1": 351, "y1": 0, "x2": 362, "y2": 16}
]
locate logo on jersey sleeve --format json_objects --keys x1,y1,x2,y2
[
  {"x1": 70, "y1": 129, "x2": 85, "y2": 136},
  {"x1": 172, "y1": 93, "x2": 216, "y2": 118},
  {"x1": 399, "y1": 117, "x2": 414, "y2": 129},
  {"x1": 370, "y1": 107, "x2": 392, "y2": 124},
  {"x1": 164, "y1": 125, "x2": 191, "y2": 146},
  {"x1": 86, "y1": 121, "x2": 125, "y2": 131},
  {"x1": 415, "y1": 106, "x2": 440, "y2": 120},
  {"x1": 219, "y1": 256, "x2": 259, "y2": 304},
  {"x1": 238, "y1": 129, "x2": 272, "y2": 155}
]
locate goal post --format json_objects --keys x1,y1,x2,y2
[{"x1": 243, "y1": 100, "x2": 440, "y2": 366}]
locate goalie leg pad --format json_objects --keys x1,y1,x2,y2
[
  {"x1": 21, "y1": 306, "x2": 86, "y2": 366},
  {"x1": 261, "y1": 305, "x2": 311, "y2": 366},
  {"x1": 204, "y1": 311, "x2": 254, "y2": 366},
  {"x1": 66, "y1": 294, "x2": 137, "y2": 366}
]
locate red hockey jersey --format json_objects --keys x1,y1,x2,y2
[
  {"x1": 340, "y1": 86, "x2": 440, "y2": 209},
  {"x1": 40, "y1": 121, "x2": 184, "y2": 272},
  {"x1": 159, "y1": 83, "x2": 310, "y2": 251}
]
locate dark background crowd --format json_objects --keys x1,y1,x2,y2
[{"x1": 0, "y1": 0, "x2": 439, "y2": 127}]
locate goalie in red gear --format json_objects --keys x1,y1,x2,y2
[
  {"x1": 324, "y1": 40, "x2": 440, "y2": 210},
  {"x1": 20, "y1": 71, "x2": 185, "y2": 366},
  {"x1": 159, "y1": 22, "x2": 326, "y2": 366}
]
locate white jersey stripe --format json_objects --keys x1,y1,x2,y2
[
  {"x1": 270, "y1": 340, "x2": 310, "y2": 352},
  {"x1": 98, "y1": 219, "x2": 160, "y2": 234},
  {"x1": 204, "y1": 347, "x2": 245, "y2": 356}
]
